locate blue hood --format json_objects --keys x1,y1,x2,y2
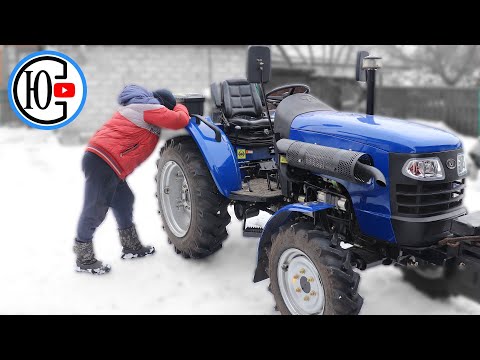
[{"x1": 291, "y1": 111, "x2": 462, "y2": 153}]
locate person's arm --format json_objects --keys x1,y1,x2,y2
[{"x1": 143, "y1": 104, "x2": 190, "y2": 130}]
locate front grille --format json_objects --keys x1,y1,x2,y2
[{"x1": 395, "y1": 179, "x2": 465, "y2": 216}]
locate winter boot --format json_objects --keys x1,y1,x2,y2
[
  {"x1": 119, "y1": 225, "x2": 155, "y2": 259},
  {"x1": 73, "y1": 240, "x2": 111, "y2": 275}
]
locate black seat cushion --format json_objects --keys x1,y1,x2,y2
[
  {"x1": 228, "y1": 117, "x2": 272, "y2": 129},
  {"x1": 221, "y1": 79, "x2": 263, "y2": 119},
  {"x1": 275, "y1": 93, "x2": 333, "y2": 138}
]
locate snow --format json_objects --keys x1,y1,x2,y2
[{"x1": 1, "y1": 122, "x2": 480, "y2": 315}]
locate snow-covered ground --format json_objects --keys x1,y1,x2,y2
[{"x1": 2, "y1": 121, "x2": 480, "y2": 315}]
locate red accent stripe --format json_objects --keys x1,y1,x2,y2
[
  {"x1": 86, "y1": 146, "x2": 123, "y2": 177},
  {"x1": 87, "y1": 144, "x2": 121, "y2": 168}
]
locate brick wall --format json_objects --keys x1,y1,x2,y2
[{"x1": 45, "y1": 45, "x2": 247, "y2": 140}]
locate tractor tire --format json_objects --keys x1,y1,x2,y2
[
  {"x1": 268, "y1": 221, "x2": 363, "y2": 315},
  {"x1": 156, "y1": 136, "x2": 231, "y2": 259},
  {"x1": 401, "y1": 264, "x2": 451, "y2": 299}
]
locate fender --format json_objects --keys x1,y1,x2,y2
[
  {"x1": 253, "y1": 202, "x2": 333, "y2": 283},
  {"x1": 185, "y1": 117, "x2": 242, "y2": 197}
]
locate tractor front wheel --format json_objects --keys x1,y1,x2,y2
[{"x1": 268, "y1": 222, "x2": 363, "y2": 315}]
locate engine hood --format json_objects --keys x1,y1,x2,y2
[{"x1": 290, "y1": 111, "x2": 462, "y2": 153}]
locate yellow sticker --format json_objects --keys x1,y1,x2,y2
[
  {"x1": 280, "y1": 155, "x2": 288, "y2": 164},
  {"x1": 237, "y1": 149, "x2": 246, "y2": 159}
]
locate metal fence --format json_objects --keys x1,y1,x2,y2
[
  {"x1": 271, "y1": 69, "x2": 480, "y2": 137},
  {"x1": 377, "y1": 87, "x2": 479, "y2": 136}
]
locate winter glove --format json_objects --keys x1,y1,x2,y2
[{"x1": 153, "y1": 89, "x2": 176, "y2": 110}]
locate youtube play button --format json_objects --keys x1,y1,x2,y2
[{"x1": 54, "y1": 83, "x2": 75, "y2": 98}]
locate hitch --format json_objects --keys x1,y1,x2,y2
[
  {"x1": 402, "y1": 211, "x2": 480, "y2": 302},
  {"x1": 441, "y1": 211, "x2": 480, "y2": 248},
  {"x1": 451, "y1": 211, "x2": 480, "y2": 237},
  {"x1": 439, "y1": 236, "x2": 480, "y2": 248}
]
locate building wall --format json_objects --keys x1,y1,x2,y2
[
  {"x1": 1, "y1": 45, "x2": 43, "y2": 126},
  {"x1": 47, "y1": 45, "x2": 247, "y2": 139},
  {"x1": 1, "y1": 45, "x2": 247, "y2": 137}
]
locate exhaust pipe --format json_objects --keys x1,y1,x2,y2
[
  {"x1": 355, "y1": 51, "x2": 382, "y2": 116},
  {"x1": 277, "y1": 139, "x2": 386, "y2": 187},
  {"x1": 355, "y1": 162, "x2": 386, "y2": 187}
]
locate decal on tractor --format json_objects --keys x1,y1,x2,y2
[{"x1": 237, "y1": 149, "x2": 246, "y2": 159}]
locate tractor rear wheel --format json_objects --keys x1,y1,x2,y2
[
  {"x1": 268, "y1": 221, "x2": 363, "y2": 315},
  {"x1": 156, "y1": 137, "x2": 231, "y2": 259}
]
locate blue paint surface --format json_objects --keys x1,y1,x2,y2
[
  {"x1": 257, "y1": 202, "x2": 333, "y2": 264},
  {"x1": 290, "y1": 126, "x2": 396, "y2": 242},
  {"x1": 292, "y1": 111, "x2": 462, "y2": 153},
  {"x1": 186, "y1": 116, "x2": 242, "y2": 197}
]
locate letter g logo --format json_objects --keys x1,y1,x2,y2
[{"x1": 8, "y1": 50, "x2": 87, "y2": 130}]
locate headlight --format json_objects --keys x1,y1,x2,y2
[
  {"x1": 457, "y1": 153, "x2": 467, "y2": 177},
  {"x1": 402, "y1": 157, "x2": 445, "y2": 181}
]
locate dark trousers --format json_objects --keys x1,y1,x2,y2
[{"x1": 76, "y1": 152, "x2": 134, "y2": 242}]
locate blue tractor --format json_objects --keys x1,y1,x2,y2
[{"x1": 156, "y1": 46, "x2": 480, "y2": 315}]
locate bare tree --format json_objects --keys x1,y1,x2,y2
[{"x1": 382, "y1": 45, "x2": 480, "y2": 87}]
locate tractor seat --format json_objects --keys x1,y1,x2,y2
[
  {"x1": 211, "y1": 79, "x2": 274, "y2": 147},
  {"x1": 220, "y1": 79, "x2": 272, "y2": 130},
  {"x1": 227, "y1": 117, "x2": 271, "y2": 128}
]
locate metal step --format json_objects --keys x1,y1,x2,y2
[
  {"x1": 243, "y1": 226, "x2": 264, "y2": 238},
  {"x1": 229, "y1": 178, "x2": 283, "y2": 202}
]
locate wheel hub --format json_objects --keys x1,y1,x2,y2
[
  {"x1": 277, "y1": 248, "x2": 325, "y2": 315},
  {"x1": 300, "y1": 276, "x2": 311, "y2": 294},
  {"x1": 159, "y1": 161, "x2": 192, "y2": 238}
]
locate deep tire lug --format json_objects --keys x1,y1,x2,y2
[{"x1": 156, "y1": 137, "x2": 231, "y2": 260}]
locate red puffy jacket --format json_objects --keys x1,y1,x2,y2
[{"x1": 86, "y1": 103, "x2": 190, "y2": 179}]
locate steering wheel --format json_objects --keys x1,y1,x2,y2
[{"x1": 265, "y1": 84, "x2": 311, "y2": 107}]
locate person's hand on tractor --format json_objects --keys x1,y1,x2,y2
[{"x1": 150, "y1": 89, "x2": 190, "y2": 129}]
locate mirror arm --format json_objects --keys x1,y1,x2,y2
[{"x1": 259, "y1": 66, "x2": 274, "y2": 134}]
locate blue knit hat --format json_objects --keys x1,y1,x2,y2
[
  {"x1": 153, "y1": 89, "x2": 176, "y2": 110},
  {"x1": 118, "y1": 85, "x2": 160, "y2": 106}
]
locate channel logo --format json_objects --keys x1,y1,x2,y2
[
  {"x1": 54, "y1": 83, "x2": 76, "y2": 98},
  {"x1": 8, "y1": 50, "x2": 87, "y2": 130}
]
